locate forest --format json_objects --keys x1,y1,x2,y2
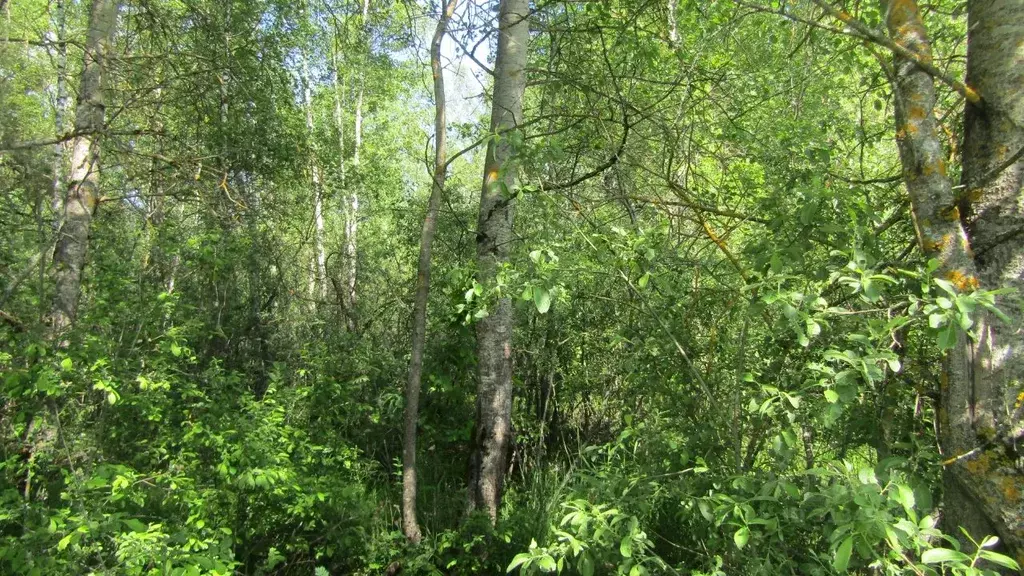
[{"x1": 1, "y1": 0, "x2": 1023, "y2": 573}]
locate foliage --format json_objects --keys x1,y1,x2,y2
[{"x1": 0, "y1": 0, "x2": 1018, "y2": 574}]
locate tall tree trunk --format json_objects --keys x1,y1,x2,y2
[
  {"x1": 881, "y1": 0, "x2": 1024, "y2": 556},
  {"x1": 50, "y1": 0, "x2": 69, "y2": 221},
  {"x1": 332, "y1": 40, "x2": 346, "y2": 190},
  {"x1": 466, "y1": 0, "x2": 529, "y2": 523},
  {"x1": 343, "y1": 78, "x2": 362, "y2": 331},
  {"x1": 302, "y1": 52, "x2": 327, "y2": 302},
  {"x1": 401, "y1": 0, "x2": 459, "y2": 544},
  {"x1": 950, "y1": 0, "x2": 1024, "y2": 557},
  {"x1": 49, "y1": 0, "x2": 119, "y2": 335}
]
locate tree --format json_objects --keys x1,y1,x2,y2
[
  {"x1": 466, "y1": 0, "x2": 529, "y2": 522},
  {"x1": 947, "y1": 0, "x2": 1024, "y2": 556},
  {"x1": 402, "y1": 0, "x2": 459, "y2": 544},
  {"x1": 876, "y1": 0, "x2": 1024, "y2": 555},
  {"x1": 49, "y1": 0, "x2": 119, "y2": 335}
]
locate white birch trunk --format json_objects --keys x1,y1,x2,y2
[{"x1": 49, "y1": 0, "x2": 119, "y2": 335}]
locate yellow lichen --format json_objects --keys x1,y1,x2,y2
[
  {"x1": 907, "y1": 105, "x2": 928, "y2": 122},
  {"x1": 966, "y1": 451, "x2": 993, "y2": 475},
  {"x1": 1001, "y1": 476, "x2": 1021, "y2": 503},
  {"x1": 946, "y1": 269, "x2": 980, "y2": 292}
]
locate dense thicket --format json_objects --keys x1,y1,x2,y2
[{"x1": 1, "y1": 0, "x2": 1022, "y2": 574}]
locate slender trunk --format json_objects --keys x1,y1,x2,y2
[
  {"x1": 466, "y1": 0, "x2": 529, "y2": 523},
  {"x1": 343, "y1": 78, "x2": 362, "y2": 331},
  {"x1": 302, "y1": 52, "x2": 327, "y2": 301},
  {"x1": 332, "y1": 41, "x2": 346, "y2": 189},
  {"x1": 733, "y1": 317, "x2": 748, "y2": 470},
  {"x1": 51, "y1": 0, "x2": 69, "y2": 221},
  {"x1": 402, "y1": 0, "x2": 459, "y2": 544},
  {"x1": 49, "y1": 0, "x2": 119, "y2": 335},
  {"x1": 667, "y1": 0, "x2": 678, "y2": 45}
]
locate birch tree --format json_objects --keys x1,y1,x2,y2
[{"x1": 49, "y1": 0, "x2": 119, "y2": 335}]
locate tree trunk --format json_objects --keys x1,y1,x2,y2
[
  {"x1": 301, "y1": 51, "x2": 327, "y2": 302},
  {"x1": 466, "y1": 0, "x2": 529, "y2": 523},
  {"x1": 402, "y1": 0, "x2": 459, "y2": 544},
  {"x1": 50, "y1": 0, "x2": 69, "y2": 222},
  {"x1": 950, "y1": 0, "x2": 1024, "y2": 558},
  {"x1": 49, "y1": 0, "x2": 119, "y2": 335},
  {"x1": 332, "y1": 41, "x2": 346, "y2": 190},
  {"x1": 343, "y1": 78, "x2": 362, "y2": 331},
  {"x1": 881, "y1": 0, "x2": 1024, "y2": 557}
]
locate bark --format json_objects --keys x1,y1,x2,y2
[
  {"x1": 342, "y1": 79, "x2": 362, "y2": 331},
  {"x1": 332, "y1": 42, "x2": 346, "y2": 189},
  {"x1": 402, "y1": 0, "x2": 459, "y2": 544},
  {"x1": 881, "y1": 0, "x2": 1024, "y2": 557},
  {"x1": 950, "y1": 0, "x2": 1024, "y2": 558},
  {"x1": 49, "y1": 0, "x2": 119, "y2": 335},
  {"x1": 301, "y1": 52, "x2": 327, "y2": 301},
  {"x1": 466, "y1": 0, "x2": 529, "y2": 523},
  {"x1": 667, "y1": 0, "x2": 678, "y2": 45},
  {"x1": 50, "y1": 0, "x2": 69, "y2": 221}
]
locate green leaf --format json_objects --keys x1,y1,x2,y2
[
  {"x1": 921, "y1": 548, "x2": 971, "y2": 564},
  {"x1": 894, "y1": 484, "x2": 915, "y2": 513},
  {"x1": 620, "y1": 536, "x2": 633, "y2": 558},
  {"x1": 579, "y1": 554, "x2": 594, "y2": 576},
  {"x1": 863, "y1": 278, "x2": 880, "y2": 301},
  {"x1": 824, "y1": 389, "x2": 839, "y2": 403},
  {"x1": 698, "y1": 500, "x2": 713, "y2": 521},
  {"x1": 937, "y1": 323, "x2": 957, "y2": 351},
  {"x1": 806, "y1": 319, "x2": 821, "y2": 337},
  {"x1": 979, "y1": 535, "x2": 999, "y2": 549},
  {"x1": 833, "y1": 536, "x2": 853, "y2": 572},
  {"x1": 536, "y1": 554, "x2": 557, "y2": 573},
  {"x1": 978, "y1": 549, "x2": 1020, "y2": 570},
  {"x1": 534, "y1": 287, "x2": 551, "y2": 314},
  {"x1": 57, "y1": 533, "x2": 73, "y2": 551},
  {"x1": 123, "y1": 519, "x2": 147, "y2": 533},
  {"x1": 638, "y1": 272, "x2": 650, "y2": 288},
  {"x1": 60, "y1": 358, "x2": 73, "y2": 372},
  {"x1": 506, "y1": 553, "x2": 532, "y2": 573},
  {"x1": 733, "y1": 526, "x2": 750, "y2": 550}
]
